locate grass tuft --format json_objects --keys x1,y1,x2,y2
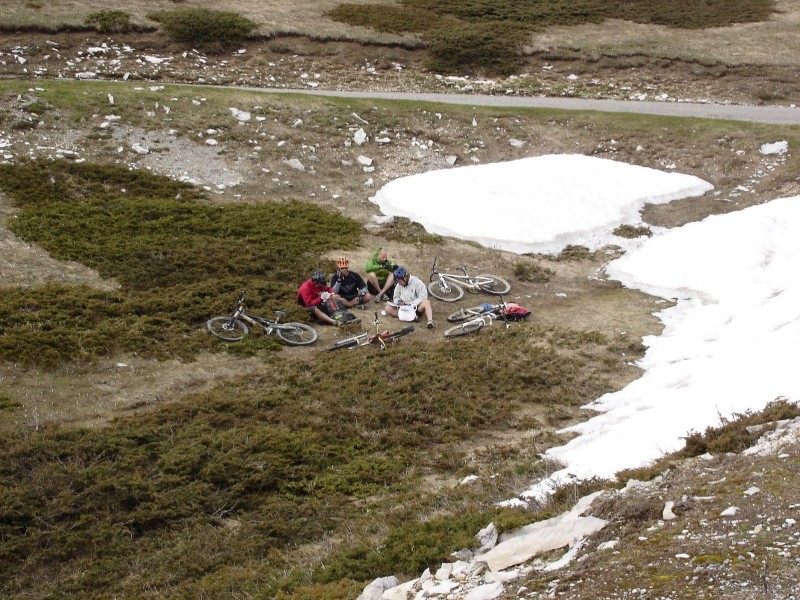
[{"x1": 147, "y1": 8, "x2": 258, "y2": 51}]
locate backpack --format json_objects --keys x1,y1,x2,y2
[{"x1": 501, "y1": 302, "x2": 531, "y2": 321}]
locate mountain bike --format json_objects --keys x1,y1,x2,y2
[
  {"x1": 427, "y1": 257, "x2": 511, "y2": 302},
  {"x1": 206, "y1": 291, "x2": 318, "y2": 346},
  {"x1": 323, "y1": 312, "x2": 414, "y2": 351},
  {"x1": 443, "y1": 297, "x2": 511, "y2": 338}
]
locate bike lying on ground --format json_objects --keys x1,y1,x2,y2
[
  {"x1": 427, "y1": 257, "x2": 511, "y2": 302},
  {"x1": 443, "y1": 297, "x2": 527, "y2": 338},
  {"x1": 207, "y1": 291, "x2": 318, "y2": 346},
  {"x1": 323, "y1": 312, "x2": 414, "y2": 351}
]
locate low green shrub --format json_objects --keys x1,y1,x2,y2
[
  {"x1": 85, "y1": 10, "x2": 133, "y2": 33},
  {"x1": 148, "y1": 9, "x2": 258, "y2": 50},
  {"x1": 513, "y1": 261, "x2": 555, "y2": 283},
  {"x1": 613, "y1": 224, "x2": 653, "y2": 239},
  {"x1": 0, "y1": 159, "x2": 362, "y2": 367},
  {"x1": 425, "y1": 21, "x2": 527, "y2": 76},
  {"x1": 681, "y1": 399, "x2": 800, "y2": 456},
  {"x1": 326, "y1": 4, "x2": 434, "y2": 34}
]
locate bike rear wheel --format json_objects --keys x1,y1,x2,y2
[
  {"x1": 476, "y1": 274, "x2": 511, "y2": 295},
  {"x1": 207, "y1": 317, "x2": 249, "y2": 341},
  {"x1": 276, "y1": 322, "x2": 318, "y2": 346},
  {"x1": 428, "y1": 280, "x2": 464, "y2": 302},
  {"x1": 444, "y1": 319, "x2": 485, "y2": 338},
  {"x1": 447, "y1": 306, "x2": 488, "y2": 322}
]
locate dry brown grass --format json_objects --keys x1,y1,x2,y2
[
  {"x1": 527, "y1": 0, "x2": 800, "y2": 67},
  {"x1": 2, "y1": 0, "x2": 413, "y2": 42}
]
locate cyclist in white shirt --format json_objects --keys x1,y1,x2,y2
[{"x1": 384, "y1": 266, "x2": 435, "y2": 329}]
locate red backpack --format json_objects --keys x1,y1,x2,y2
[{"x1": 501, "y1": 302, "x2": 531, "y2": 321}]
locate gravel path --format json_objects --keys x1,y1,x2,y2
[{"x1": 236, "y1": 86, "x2": 800, "y2": 125}]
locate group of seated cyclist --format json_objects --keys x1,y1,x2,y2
[{"x1": 296, "y1": 246, "x2": 435, "y2": 329}]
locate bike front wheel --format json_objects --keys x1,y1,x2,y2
[
  {"x1": 428, "y1": 280, "x2": 464, "y2": 302},
  {"x1": 447, "y1": 306, "x2": 488, "y2": 323},
  {"x1": 444, "y1": 319, "x2": 485, "y2": 338},
  {"x1": 475, "y1": 274, "x2": 511, "y2": 295},
  {"x1": 276, "y1": 323, "x2": 318, "y2": 346},
  {"x1": 207, "y1": 317, "x2": 249, "y2": 341}
]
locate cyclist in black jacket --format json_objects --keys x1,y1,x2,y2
[{"x1": 330, "y1": 257, "x2": 374, "y2": 309}]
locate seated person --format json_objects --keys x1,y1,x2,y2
[
  {"x1": 383, "y1": 266, "x2": 435, "y2": 329},
  {"x1": 296, "y1": 270, "x2": 346, "y2": 326},
  {"x1": 330, "y1": 257, "x2": 373, "y2": 308},
  {"x1": 365, "y1": 246, "x2": 397, "y2": 303}
]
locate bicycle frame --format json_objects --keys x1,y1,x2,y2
[
  {"x1": 429, "y1": 258, "x2": 482, "y2": 292},
  {"x1": 208, "y1": 291, "x2": 318, "y2": 345}
]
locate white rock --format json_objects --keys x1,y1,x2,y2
[
  {"x1": 460, "y1": 474, "x2": 478, "y2": 485},
  {"x1": 292, "y1": 119, "x2": 303, "y2": 128},
  {"x1": 480, "y1": 492, "x2": 607, "y2": 572},
  {"x1": 597, "y1": 540, "x2": 619, "y2": 551},
  {"x1": 484, "y1": 569, "x2": 519, "y2": 583},
  {"x1": 75, "y1": 72, "x2": 97, "y2": 79},
  {"x1": 131, "y1": 143, "x2": 149, "y2": 155},
  {"x1": 760, "y1": 140, "x2": 788, "y2": 155},
  {"x1": 464, "y1": 582, "x2": 504, "y2": 600},
  {"x1": 357, "y1": 575, "x2": 397, "y2": 600},
  {"x1": 472, "y1": 118, "x2": 478, "y2": 127},
  {"x1": 476, "y1": 523, "x2": 498, "y2": 552},
  {"x1": 662, "y1": 501, "x2": 677, "y2": 520},
  {"x1": 143, "y1": 55, "x2": 166, "y2": 64},
  {"x1": 744, "y1": 486, "x2": 760, "y2": 496},
  {"x1": 107, "y1": 94, "x2": 114, "y2": 105},
  {"x1": 357, "y1": 155, "x2": 373, "y2": 166},
  {"x1": 283, "y1": 158, "x2": 305, "y2": 171},
  {"x1": 427, "y1": 579, "x2": 459, "y2": 595},
  {"x1": 435, "y1": 563, "x2": 452, "y2": 580},
  {"x1": 205, "y1": 139, "x2": 219, "y2": 146},
  {"x1": 376, "y1": 137, "x2": 391, "y2": 144},
  {"x1": 446, "y1": 155, "x2": 458, "y2": 166},
  {"x1": 364, "y1": 178, "x2": 374, "y2": 187},
  {"x1": 720, "y1": 506, "x2": 740, "y2": 517},
  {"x1": 354, "y1": 128, "x2": 368, "y2": 146},
  {"x1": 229, "y1": 107, "x2": 251, "y2": 122},
  {"x1": 508, "y1": 139, "x2": 525, "y2": 148}
]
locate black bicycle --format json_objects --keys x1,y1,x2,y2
[
  {"x1": 207, "y1": 291, "x2": 318, "y2": 346},
  {"x1": 323, "y1": 312, "x2": 414, "y2": 351}
]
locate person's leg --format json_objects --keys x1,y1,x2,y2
[
  {"x1": 340, "y1": 293, "x2": 373, "y2": 308},
  {"x1": 384, "y1": 304, "x2": 398, "y2": 318},
  {"x1": 313, "y1": 306, "x2": 339, "y2": 326},
  {"x1": 367, "y1": 273, "x2": 381, "y2": 296},
  {"x1": 378, "y1": 274, "x2": 395, "y2": 298},
  {"x1": 417, "y1": 300, "x2": 434, "y2": 328}
]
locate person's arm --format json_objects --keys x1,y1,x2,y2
[
  {"x1": 364, "y1": 257, "x2": 380, "y2": 274},
  {"x1": 298, "y1": 283, "x2": 321, "y2": 307},
  {"x1": 410, "y1": 277, "x2": 427, "y2": 308},
  {"x1": 331, "y1": 272, "x2": 342, "y2": 294}
]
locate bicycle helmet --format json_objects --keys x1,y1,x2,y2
[
  {"x1": 392, "y1": 266, "x2": 407, "y2": 280},
  {"x1": 336, "y1": 256, "x2": 350, "y2": 268},
  {"x1": 311, "y1": 270, "x2": 327, "y2": 285}
]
